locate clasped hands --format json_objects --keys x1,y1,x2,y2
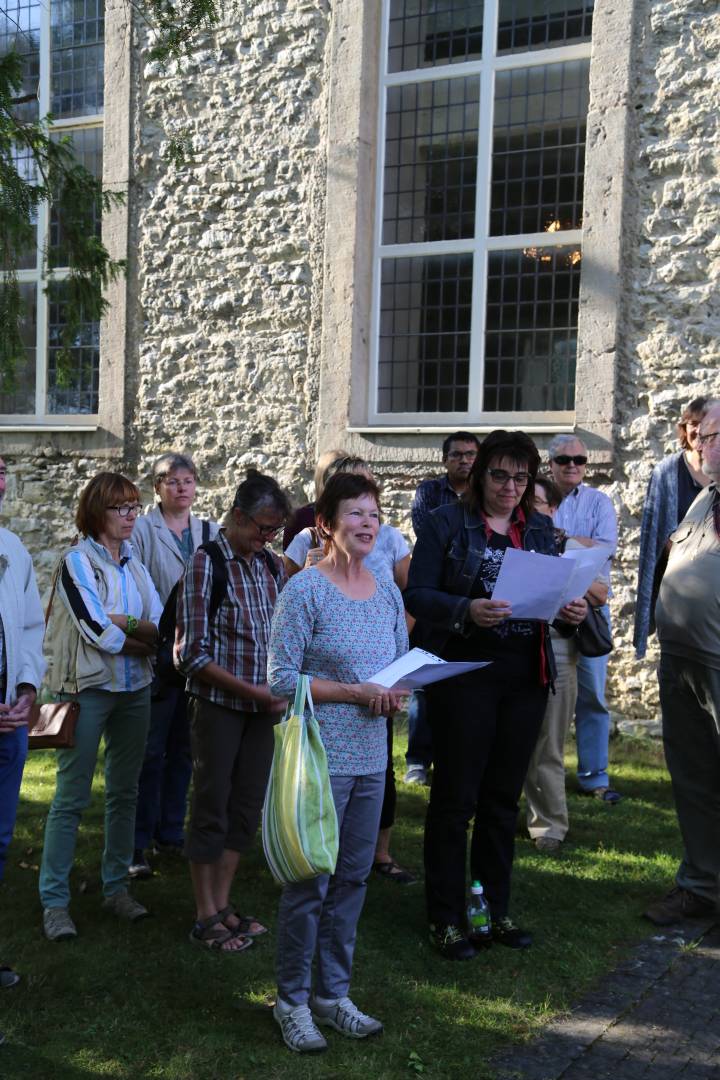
[{"x1": 0, "y1": 689, "x2": 37, "y2": 733}]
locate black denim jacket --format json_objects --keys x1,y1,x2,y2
[{"x1": 404, "y1": 500, "x2": 560, "y2": 683}]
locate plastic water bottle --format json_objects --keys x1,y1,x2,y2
[{"x1": 467, "y1": 880, "x2": 491, "y2": 946}]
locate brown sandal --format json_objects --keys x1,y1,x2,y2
[{"x1": 189, "y1": 913, "x2": 253, "y2": 953}]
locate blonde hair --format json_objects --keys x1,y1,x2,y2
[{"x1": 313, "y1": 449, "x2": 346, "y2": 499}]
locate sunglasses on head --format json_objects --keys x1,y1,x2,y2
[{"x1": 553, "y1": 455, "x2": 587, "y2": 466}]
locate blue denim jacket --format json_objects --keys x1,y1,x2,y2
[{"x1": 404, "y1": 500, "x2": 560, "y2": 682}]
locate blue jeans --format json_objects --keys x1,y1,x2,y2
[
  {"x1": 0, "y1": 726, "x2": 28, "y2": 882},
  {"x1": 405, "y1": 692, "x2": 433, "y2": 769},
  {"x1": 575, "y1": 605, "x2": 611, "y2": 792},
  {"x1": 134, "y1": 682, "x2": 191, "y2": 850},
  {"x1": 275, "y1": 772, "x2": 384, "y2": 1007}
]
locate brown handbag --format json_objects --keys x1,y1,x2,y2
[
  {"x1": 27, "y1": 550, "x2": 81, "y2": 750},
  {"x1": 27, "y1": 700, "x2": 80, "y2": 749}
]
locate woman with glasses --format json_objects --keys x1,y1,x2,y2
[
  {"x1": 634, "y1": 397, "x2": 709, "y2": 659},
  {"x1": 405, "y1": 431, "x2": 586, "y2": 960},
  {"x1": 128, "y1": 452, "x2": 219, "y2": 880},
  {"x1": 40, "y1": 473, "x2": 163, "y2": 941},
  {"x1": 175, "y1": 470, "x2": 290, "y2": 953}
]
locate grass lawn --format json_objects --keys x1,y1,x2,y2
[{"x1": 0, "y1": 732, "x2": 680, "y2": 1080}]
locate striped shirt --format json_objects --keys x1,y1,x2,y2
[
  {"x1": 554, "y1": 482, "x2": 618, "y2": 582},
  {"x1": 175, "y1": 530, "x2": 286, "y2": 712},
  {"x1": 60, "y1": 537, "x2": 163, "y2": 693}
]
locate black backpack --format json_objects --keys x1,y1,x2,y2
[{"x1": 155, "y1": 539, "x2": 282, "y2": 688}]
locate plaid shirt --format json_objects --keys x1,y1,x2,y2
[
  {"x1": 175, "y1": 530, "x2": 285, "y2": 712},
  {"x1": 411, "y1": 474, "x2": 462, "y2": 537}
]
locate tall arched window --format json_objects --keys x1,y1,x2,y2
[{"x1": 371, "y1": 0, "x2": 593, "y2": 424}]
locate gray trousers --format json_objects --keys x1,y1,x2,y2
[
  {"x1": 275, "y1": 771, "x2": 384, "y2": 1007},
  {"x1": 658, "y1": 653, "x2": 720, "y2": 903}
]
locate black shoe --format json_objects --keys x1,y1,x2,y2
[
  {"x1": 128, "y1": 849, "x2": 152, "y2": 880},
  {"x1": 429, "y1": 923, "x2": 476, "y2": 961},
  {"x1": 643, "y1": 886, "x2": 716, "y2": 926},
  {"x1": 492, "y1": 916, "x2": 532, "y2": 949}
]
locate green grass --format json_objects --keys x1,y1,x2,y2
[{"x1": 0, "y1": 733, "x2": 680, "y2": 1079}]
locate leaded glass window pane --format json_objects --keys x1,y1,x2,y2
[
  {"x1": 0, "y1": 0, "x2": 40, "y2": 122},
  {"x1": 388, "y1": 0, "x2": 484, "y2": 73},
  {"x1": 483, "y1": 246, "x2": 580, "y2": 411},
  {"x1": 50, "y1": 126, "x2": 103, "y2": 265},
  {"x1": 384, "y1": 78, "x2": 479, "y2": 244},
  {"x1": 379, "y1": 254, "x2": 472, "y2": 413},
  {"x1": 0, "y1": 282, "x2": 37, "y2": 414},
  {"x1": 491, "y1": 60, "x2": 589, "y2": 235},
  {"x1": 47, "y1": 282, "x2": 100, "y2": 414},
  {"x1": 497, "y1": 1, "x2": 594, "y2": 54},
  {"x1": 51, "y1": 0, "x2": 104, "y2": 117}
]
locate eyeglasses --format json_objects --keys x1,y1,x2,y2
[
  {"x1": 698, "y1": 432, "x2": 720, "y2": 446},
  {"x1": 160, "y1": 477, "x2": 196, "y2": 489},
  {"x1": 245, "y1": 513, "x2": 284, "y2": 538},
  {"x1": 447, "y1": 450, "x2": 477, "y2": 461},
  {"x1": 107, "y1": 504, "x2": 143, "y2": 518},
  {"x1": 552, "y1": 455, "x2": 588, "y2": 466},
  {"x1": 487, "y1": 469, "x2": 529, "y2": 488}
]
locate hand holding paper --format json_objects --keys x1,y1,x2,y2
[
  {"x1": 371, "y1": 647, "x2": 488, "y2": 690},
  {"x1": 490, "y1": 546, "x2": 612, "y2": 621}
]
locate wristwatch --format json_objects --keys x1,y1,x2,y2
[{"x1": 125, "y1": 615, "x2": 139, "y2": 636}]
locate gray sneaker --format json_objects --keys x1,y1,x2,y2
[
  {"x1": 101, "y1": 889, "x2": 149, "y2": 922},
  {"x1": 273, "y1": 1001, "x2": 327, "y2": 1053},
  {"x1": 403, "y1": 765, "x2": 428, "y2": 785},
  {"x1": 311, "y1": 996, "x2": 383, "y2": 1039},
  {"x1": 43, "y1": 907, "x2": 77, "y2": 942}
]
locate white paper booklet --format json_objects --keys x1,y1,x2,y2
[{"x1": 371, "y1": 647, "x2": 488, "y2": 690}]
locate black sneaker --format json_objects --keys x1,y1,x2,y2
[
  {"x1": 429, "y1": 923, "x2": 476, "y2": 961},
  {"x1": 128, "y1": 849, "x2": 152, "y2": 880},
  {"x1": 492, "y1": 916, "x2": 532, "y2": 949}
]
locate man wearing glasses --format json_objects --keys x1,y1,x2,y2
[
  {"x1": 645, "y1": 401, "x2": 720, "y2": 925},
  {"x1": 549, "y1": 434, "x2": 621, "y2": 804},
  {"x1": 406, "y1": 432, "x2": 480, "y2": 785}
]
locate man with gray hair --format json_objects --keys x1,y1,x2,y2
[
  {"x1": 644, "y1": 399, "x2": 720, "y2": 925},
  {"x1": 549, "y1": 434, "x2": 621, "y2": 803}
]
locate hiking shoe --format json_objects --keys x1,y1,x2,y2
[
  {"x1": 273, "y1": 1001, "x2": 328, "y2": 1053},
  {"x1": 43, "y1": 907, "x2": 77, "y2": 942},
  {"x1": 311, "y1": 996, "x2": 383, "y2": 1039},
  {"x1": 128, "y1": 849, "x2": 152, "y2": 879},
  {"x1": 535, "y1": 836, "x2": 562, "y2": 854},
  {"x1": 492, "y1": 916, "x2": 532, "y2": 949},
  {"x1": 101, "y1": 890, "x2": 150, "y2": 922},
  {"x1": 404, "y1": 765, "x2": 428, "y2": 785},
  {"x1": 428, "y1": 923, "x2": 476, "y2": 961},
  {"x1": 643, "y1": 886, "x2": 717, "y2": 926}
]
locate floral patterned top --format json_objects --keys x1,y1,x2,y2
[{"x1": 267, "y1": 568, "x2": 409, "y2": 776}]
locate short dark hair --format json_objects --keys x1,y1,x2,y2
[
  {"x1": 76, "y1": 472, "x2": 141, "y2": 539},
  {"x1": 442, "y1": 431, "x2": 480, "y2": 460},
  {"x1": 232, "y1": 469, "x2": 292, "y2": 519},
  {"x1": 534, "y1": 473, "x2": 563, "y2": 510},
  {"x1": 466, "y1": 429, "x2": 541, "y2": 518},
  {"x1": 315, "y1": 472, "x2": 381, "y2": 536},
  {"x1": 152, "y1": 452, "x2": 198, "y2": 488},
  {"x1": 677, "y1": 396, "x2": 708, "y2": 449}
]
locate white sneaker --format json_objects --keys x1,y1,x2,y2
[
  {"x1": 273, "y1": 1001, "x2": 328, "y2": 1053},
  {"x1": 43, "y1": 907, "x2": 77, "y2": 942},
  {"x1": 310, "y1": 996, "x2": 383, "y2": 1039},
  {"x1": 403, "y1": 765, "x2": 428, "y2": 785}
]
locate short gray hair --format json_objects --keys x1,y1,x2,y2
[
  {"x1": 547, "y1": 433, "x2": 587, "y2": 460},
  {"x1": 152, "y1": 452, "x2": 198, "y2": 487}
]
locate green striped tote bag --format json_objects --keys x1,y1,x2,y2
[{"x1": 262, "y1": 675, "x2": 339, "y2": 884}]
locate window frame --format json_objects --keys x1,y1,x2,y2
[{"x1": 368, "y1": 0, "x2": 591, "y2": 427}]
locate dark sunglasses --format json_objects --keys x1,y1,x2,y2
[{"x1": 552, "y1": 455, "x2": 587, "y2": 466}]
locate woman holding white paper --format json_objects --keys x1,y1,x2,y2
[
  {"x1": 267, "y1": 471, "x2": 408, "y2": 1053},
  {"x1": 405, "y1": 430, "x2": 586, "y2": 960}
]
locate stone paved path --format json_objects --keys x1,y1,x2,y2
[{"x1": 489, "y1": 919, "x2": 720, "y2": 1080}]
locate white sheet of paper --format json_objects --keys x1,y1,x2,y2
[
  {"x1": 490, "y1": 548, "x2": 575, "y2": 620},
  {"x1": 558, "y1": 545, "x2": 613, "y2": 609},
  {"x1": 371, "y1": 647, "x2": 488, "y2": 690}
]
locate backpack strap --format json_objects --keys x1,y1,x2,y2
[
  {"x1": 260, "y1": 546, "x2": 283, "y2": 588},
  {"x1": 200, "y1": 519, "x2": 211, "y2": 545},
  {"x1": 198, "y1": 541, "x2": 229, "y2": 623}
]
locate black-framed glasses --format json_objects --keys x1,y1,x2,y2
[
  {"x1": 447, "y1": 450, "x2": 477, "y2": 461},
  {"x1": 107, "y1": 504, "x2": 143, "y2": 518},
  {"x1": 552, "y1": 455, "x2": 587, "y2": 466},
  {"x1": 245, "y1": 512, "x2": 284, "y2": 538},
  {"x1": 698, "y1": 432, "x2": 720, "y2": 446},
  {"x1": 487, "y1": 469, "x2": 529, "y2": 488}
]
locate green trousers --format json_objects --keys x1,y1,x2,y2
[{"x1": 39, "y1": 686, "x2": 151, "y2": 908}]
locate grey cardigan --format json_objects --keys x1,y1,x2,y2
[{"x1": 132, "y1": 505, "x2": 220, "y2": 605}]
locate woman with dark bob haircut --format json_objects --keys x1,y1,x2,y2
[
  {"x1": 405, "y1": 430, "x2": 586, "y2": 959},
  {"x1": 39, "y1": 473, "x2": 163, "y2": 942}
]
